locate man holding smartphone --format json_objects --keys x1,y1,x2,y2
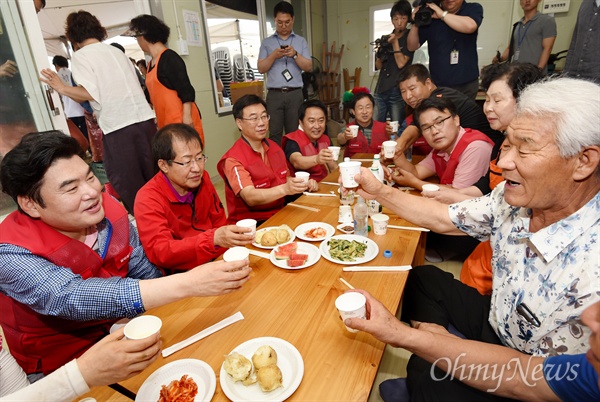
[{"x1": 258, "y1": 1, "x2": 312, "y2": 145}]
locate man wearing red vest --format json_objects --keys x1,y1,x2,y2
[
  {"x1": 388, "y1": 96, "x2": 493, "y2": 190},
  {"x1": 135, "y1": 124, "x2": 253, "y2": 271},
  {"x1": 281, "y1": 100, "x2": 338, "y2": 182},
  {"x1": 0, "y1": 132, "x2": 251, "y2": 377},
  {"x1": 218, "y1": 95, "x2": 318, "y2": 225},
  {"x1": 337, "y1": 92, "x2": 389, "y2": 157}
]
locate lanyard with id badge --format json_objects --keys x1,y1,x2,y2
[
  {"x1": 277, "y1": 38, "x2": 294, "y2": 82},
  {"x1": 450, "y1": 40, "x2": 459, "y2": 65}
]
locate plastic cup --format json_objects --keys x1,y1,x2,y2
[
  {"x1": 349, "y1": 125, "x2": 359, "y2": 137},
  {"x1": 389, "y1": 121, "x2": 399, "y2": 133},
  {"x1": 335, "y1": 292, "x2": 367, "y2": 333},
  {"x1": 328, "y1": 146, "x2": 341, "y2": 160},
  {"x1": 383, "y1": 140, "x2": 397, "y2": 159},
  {"x1": 371, "y1": 213, "x2": 390, "y2": 235},
  {"x1": 422, "y1": 184, "x2": 440, "y2": 192},
  {"x1": 124, "y1": 315, "x2": 162, "y2": 340},
  {"x1": 236, "y1": 219, "x2": 257, "y2": 237},
  {"x1": 223, "y1": 246, "x2": 250, "y2": 262},
  {"x1": 295, "y1": 171, "x2": 310, "y2": 183},
  {"x1": 339, "y1": 161, "x2": 362, "y2": 188}
]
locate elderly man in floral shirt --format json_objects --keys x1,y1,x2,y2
[{"x1": 347, "y1": 77, "x2": 600, "y2": 401}]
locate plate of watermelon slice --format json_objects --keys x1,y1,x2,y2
[{"x1": 270, "y1": 242, "x2": 321, "y2": 270}]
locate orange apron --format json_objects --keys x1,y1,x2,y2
[
  {"x1": 146, "y1": 49, "x2": 205, "y2": 146},
  {"x1": 460, "y1": 145, "x2": 505, "y2": 295}
]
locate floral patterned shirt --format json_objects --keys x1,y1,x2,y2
[{"x1": 449, "y1": 182, "x2": 600, "y2": 356}]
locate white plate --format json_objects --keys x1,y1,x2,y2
[
  {"x1": 336, "y1": 223, "x2": 354, "y2": 234},
  {"x1": 136, "y1": 359, "x2": 216, "y2": 402},
  {"x1": 294, "y1": 222, "x2": 335, "y2": 241},
  {"x1": 269, "y1": 242, "x2": 321, "y2": 270},
  {"x1": 319, "y1": 234, "x2": 379, "y2": 265},
  {"x1": 252, "y1": 227, "x2": 296, "y2": 249},
  {"x1": 220, "y1": 337, "x2": 304, "y2": 402}
]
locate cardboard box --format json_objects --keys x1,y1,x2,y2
[{"x1": 229, "y1": 81, "x2": 265, "y2": 104}]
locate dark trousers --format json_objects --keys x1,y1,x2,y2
[
  {"x1": 266, "y1": 88, "x2": 304, "y2": 145},
  {"x1": 69, "y1": 116, "x2": 88, "y2": 141},
  {"x1": 401, "y1": 265, "x2": 516, "y2": 402},
  {"x1": 447, "y1": 79, "x2": 479, "y2": 101},
  {"x1": 102, "y1": 119, "x2": 156, "y2": 214}
]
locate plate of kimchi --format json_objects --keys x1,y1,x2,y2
[{"x1": 136, "y1": 359, "x2": 216, "y2": 402}]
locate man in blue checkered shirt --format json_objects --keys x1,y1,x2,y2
[{"x1": 0, "y1": 131, "x2": 252, "y2": 377}]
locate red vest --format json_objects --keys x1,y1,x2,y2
[
  {"x1": 146, "y1": 49, "x2": 205, "y2": 146},
  {"x1": 281, "y1": 129, "x2": 330, "y2": 182},
  {"x1": 432, "y1": 128, "x2": 494, "y2": 185},
  {"x1": 343, "y1": 120, "x2": 388, "y2": 157},
  {"x1": 0, "y1": 194, "x2": 132, "y2": 374},
  {"x1": 217, "y1": 138, "x2": 288, "y2": 223}
]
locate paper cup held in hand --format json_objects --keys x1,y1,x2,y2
[
  {"x1": 124, "y1": 315, "x2": 162, "y2": 340},
  {"x1": 295, "y1": 171, "x2": 310, "y2": 183},
  {"x1": 236, "y1": 218, "x2": 257, "y2": 237},
  {"x1": 422, "y1": 184, "x2": 440, "y2": 192},
  {"x1": 383, "y1": 141, "x2": 397, "y2": 159},
  {"x1": 389, "y1": 121, "x2": 399, "y2": 133},
  {"x1": 371, "y1": 213, "x2": 390, "y2": 235},
  {"x1": 339, "y1": 161, "x2": 362, "y2": 188},
  {"x1": 328, "y1": 146, "x2": 341, "y2": 160},
  {"x1": 223, "y1": 246, "x2": 250, "y2": 262},
  {"x1": 335, "y1": 292, "x2": 367, "y2": 333},
  {"x1": 349, "y1": 125, "x2": 359, "y2": 138}
]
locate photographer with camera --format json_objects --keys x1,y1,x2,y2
[
  {"x1": 373, "y1": 1, "x2": 414, "y2": 124},
  {"x1": 407, "y1": 0, "x2": 483, "y2": 100}
]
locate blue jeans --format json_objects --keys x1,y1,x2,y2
[{"x1": 374, "y1": 86, "x2": 405, "y2": 123}]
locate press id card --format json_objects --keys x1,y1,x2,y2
[
  {"x1": 450, "y1": 50, "x2": 459, "y2": 65},
  {"x1": 282, "y1": 69, "x2": 293, "y2": 82}
]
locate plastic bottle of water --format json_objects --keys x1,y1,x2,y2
[
  {"x1": 371, "y1": 154, "x2": 384, "y2": 182},
  {"x1": 354, "y1": 196, "x2": 368, "y2": 237},
  {"x1": 405, "y1": 145, "x2": 413, "y2": 162}
]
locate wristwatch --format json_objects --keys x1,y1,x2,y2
[
  {"x1": 441, "y1": 11, "x2": 448, "y2": 21},
  {"x1": 293, "y1": 52, "x2": 298, "y2": 60}
]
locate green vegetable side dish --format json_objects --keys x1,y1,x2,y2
[{"x1": 327, "y1": 239, "x2": 367, "y2": 262}]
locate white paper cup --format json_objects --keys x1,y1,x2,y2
[
  {"x1": 328, "y1": 146, "x2": 341, "y2": 160},
  {"x1": 236, "y1": 218, "x2": 257, "y2": 237},
  {"x1": 335, "y1": 292, "x2": 367, "y2": 333},
  {"x1": 223, "y1": 246, "x2": 250, "y2": 262},
  {"x1": 389, "y1": 121, "x2": 399, "y2": 133},
  {"x1": 383, "y1": 140, "x2": 397, "y2": 159},
  {"x1": 422, "y1": 184, "x2": 440, "y2": 192},
  {"x1": 339, "y1": 161, "x2": 362, "y2": 188},
  {"x1": 295, "y1": 171, "x2": 310, "y2": 183},
  {"x1": 124, "y1": 315, "x2": 162, "y2": 340},
  {"x1": 371, "y1": 213, "x2": 390, "y2": 235},
  {"x1": 349, "y1": 125, "x2": 359, "y2": 138}
]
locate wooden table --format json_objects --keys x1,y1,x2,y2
[{"x1": 80, "y1": 157, "x2": 425, "y2": 402}]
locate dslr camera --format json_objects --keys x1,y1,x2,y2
[
  {"x1": 372, "y1": 34, "x2": 394, "y2": 62},
  {"x1": 413, "y1": 0, "x2": 442, "y2": 27}
]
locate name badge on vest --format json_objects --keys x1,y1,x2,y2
[
  {"x1": 282, "y1": 69, "x2": 293, "y2": 82},
  {"x1": 450, "y1": 50, "x2": 459, "y2": 65}
]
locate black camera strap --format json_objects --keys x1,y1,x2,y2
[{"x1": 507, "y1": 21, "x2": 519, "y2": 63}]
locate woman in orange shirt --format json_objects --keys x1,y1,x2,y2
[{"x1": 126, "y1": 15, "x2": 205, "y2": 146}]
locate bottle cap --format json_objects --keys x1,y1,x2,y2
[{"x1": 383, "y1": 250, "x2": 392, "y2": 258}]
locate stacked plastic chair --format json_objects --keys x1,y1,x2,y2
[
  {"x1": 212, "y1": 47, "x2": 233, "y2": 98},
  {"x1": 233, "y1": 54, "x2": 255, "y2": 82}
]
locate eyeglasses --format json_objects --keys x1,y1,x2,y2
[
  {"x1": 275, "y1": 20, "x2": 292, "y2": 27},
  {"x1": 240, "y1": 114, "x2": 271, "y2": 124},
  {"x1": 169, "y1": 154, "x2": 207, "y2": 168},
  {"x1": 421, "y1": 115, "x2": 452, "y2": 134}
]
